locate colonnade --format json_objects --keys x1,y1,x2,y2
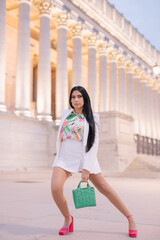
[{"x1": 1, "y1": 0, "x2": 160, "y2": 154}]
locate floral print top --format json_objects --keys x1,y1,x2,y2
[{"x1": 60, "y1": 110, "x2": 85, "y2": 142}]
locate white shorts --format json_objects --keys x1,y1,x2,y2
[
  {"x1": 52, "y1": 139, "x2": 85, "y2": 173},
  {"x1": 52, "y1": 139, "x2": 101, "y2": 174}
]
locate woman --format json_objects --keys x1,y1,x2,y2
[{"x1": 51, "y1": 86, "x2": 137, "y2": 237}]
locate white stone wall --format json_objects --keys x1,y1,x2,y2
[
  {"x1": 0, "y1": 112, "x2": 57, "y2": 170},
  {"x1": 98, "y1": 112, "x2": 137, "y2": 174}
]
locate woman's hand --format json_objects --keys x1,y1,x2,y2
[{"x1": 81, "y1": 169, "x2": 90, "y2": 182}]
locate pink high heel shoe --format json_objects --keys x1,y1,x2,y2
[
  {"x1": 127, "y1": 215, "x2": 138, "y2": 238},
  {"x1": 59, "y1": 215, "x2": 74, "y2": 235}
]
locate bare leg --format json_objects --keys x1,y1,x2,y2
[
  {"x1": 89, "y1": 173, "x2": 137, "y2": 230},
  {"x1": 51, "y1": 166, "x2": 72, "y2": 228}
]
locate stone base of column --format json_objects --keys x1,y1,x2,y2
[
  {"x1": 0, "y1": 103, "x2": 7, "y2": 112},
  {"x1": 37, "y1": 114, "x2": 52, "y2": 122},
  {"x1": 55, "y1": 119, "x2": 61, "y2": 126},
  {"x1": 15, "y1": 109, "x2": 31, "y2": 117},
  {"x1": 98, "y1": 111, "x2": 137, "y2": 175}
]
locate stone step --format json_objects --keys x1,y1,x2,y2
[{"x1": 109, "y1": 154, "x2": 160, "y2": 178}]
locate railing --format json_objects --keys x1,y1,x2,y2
[{"x1": 134, "y1": 134, "x2": 160, "y2": 156}]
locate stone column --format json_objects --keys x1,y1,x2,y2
[
  {"x1": 98, "y1": 41, "x2": 109, "y2": 112},
  {"x1": 33, "y1": 0, "x2": 53, "y2": 121},
  {"x1": 117, "y1": 56, "x2": 127, "y2": 114},
  {"x1": 126, "y1": 62, "x2": 134, "y2": 117},
  {"x1": 152, "y1": 83, "x2": 159, "y2": 140},
  {"x1": 139, "y1": 73, "x2": 148, "y2": 137},
  {"x1": 54, "y1": 12, "x2": 69, "y2": 123},
  {"x1": 70, "y1": 22, "x2": 83, "y2": 87},
  {"x1": 15, "y1": 0, "x2": 31, "y2": 117},
  {"x1": 108, "y1": 49, "x2": 118, "y2": 111},
  {"x1": 133, "y1": 67, "x2": 141, "y2": 135},
  {"x1": 0, "y1": 0, "x2": 7, "y2": 111},
  {"x1": 157, "y1": 87, "x2": 160, "y2": 140},
  {"x1": 157, "y1": 86, "x2": 160, "y2": 155},
  {"x1": 140, "y1": 76, "x2": 149, "y2": 155},
  {"x1": 86, "y1": 33, "x2": 98, "y2": 112},
  {"x1": 146, "y1": 79, "x2": 154, "y2": 138}
]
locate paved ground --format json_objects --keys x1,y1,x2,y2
[{"x1": 0, "y1": 171, "x2": 160, "y2": 240}]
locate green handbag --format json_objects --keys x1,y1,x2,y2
[{"x1": 72, "y1": 181, "x2": 96, "y2": 209}]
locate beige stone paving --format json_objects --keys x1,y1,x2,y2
[{"x1": 0, "y1": 174, "x2": 160, "y2": 240}]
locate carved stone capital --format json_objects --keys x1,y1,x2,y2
[
  {"x1": 53, "y1": 11, "x2": 69, "y2": 27},
  {"x1": 146, "y1": 77, "x2": 154, "y2": 87},
  {"x1": 117, "y1": 56, "x2": 127, "y2": 67},
  {"x1": 97, "y1": 41, "x2": 108, "y2": 55},
  {"x1": 32, "y1": 0, "x2": 54, "y2": 15},
  {"x1": 108, "y1": 49, "x2": 118, "y2": 61},
  {"x1": 140, "y1": 72, "x2": 148, "y2": 82},
  {"x1": 69, "y1": 22, "x2": 83, "y2": 38},
  {"x1": 84, "y1": 33, "x2": 98, "y2": 48},
  {"x1": 126, "y1": 62, "x2": 134, "y2": 73},
  {"x1": 152, "y1": 81, "x2": 159, "y2": 90},
  {"x1": 133, "y1": 67, "x2": 141, "y2": 77}
]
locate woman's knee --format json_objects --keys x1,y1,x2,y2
[
  {"x1": 51, "y1": 181, "x2": 63, "y2": 196},
  {"x1": 51, "y1": 167, "x2": 67, "y2": 195}
]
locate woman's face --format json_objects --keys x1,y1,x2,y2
[{"x1": 71, "y1": 90, "x2": 84, "y2": 112}]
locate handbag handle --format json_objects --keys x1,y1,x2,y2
[{"x1": 77, "y1": 180, "x2": 90, "y2": 190}]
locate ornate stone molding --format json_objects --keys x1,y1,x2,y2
[
  {"x1": 108, "y1": 49, "x2": 118, "y2": 61},
  {"x1": 69, "y1": 0, "x2": 159, "y2": 68},
  {"x1": 117, "y1": 56, "x2": 127, "y2": 67},
  {"x1": 69, "y1": 22, "x2": 83, "y2": 38},
  {"x1": 140, "y1": 71, "x2": 148, "y2": 82},
  {"x1": 133, "y1": 67, "x2": 141, "y2": 77},
  {"x1": 126, "y1": 62, "x2": 134, "y2": 73},
  {"x1": 152, "y1": 81, "x2": 159, "y2": 90},
  {"x1": 32, "y1": 0, "x2": 54, "y2": 15},
  {"x1": 84, "y1": 33, "x2": 98, "y2": 48},
  {"x1": 146, "y1": 77, "x2": 154, "y2": 87},
  {"x1": 97, "y1": 41, "x2": 108, "y2": 55},
  {"x1": 53, "y1": 11, "x2": 69, "y2": 27}
]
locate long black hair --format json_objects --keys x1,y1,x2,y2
[{"x1": 69, "y1": 86, "x2": 95, "y2": 152}]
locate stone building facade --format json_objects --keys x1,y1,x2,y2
[{"x1": 0, "y1": 0, "x2": 160, "y2": 174}]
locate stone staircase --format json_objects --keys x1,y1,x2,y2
[{"x1": 108, "y1": 154, "x2": 160, "y2": 178}]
